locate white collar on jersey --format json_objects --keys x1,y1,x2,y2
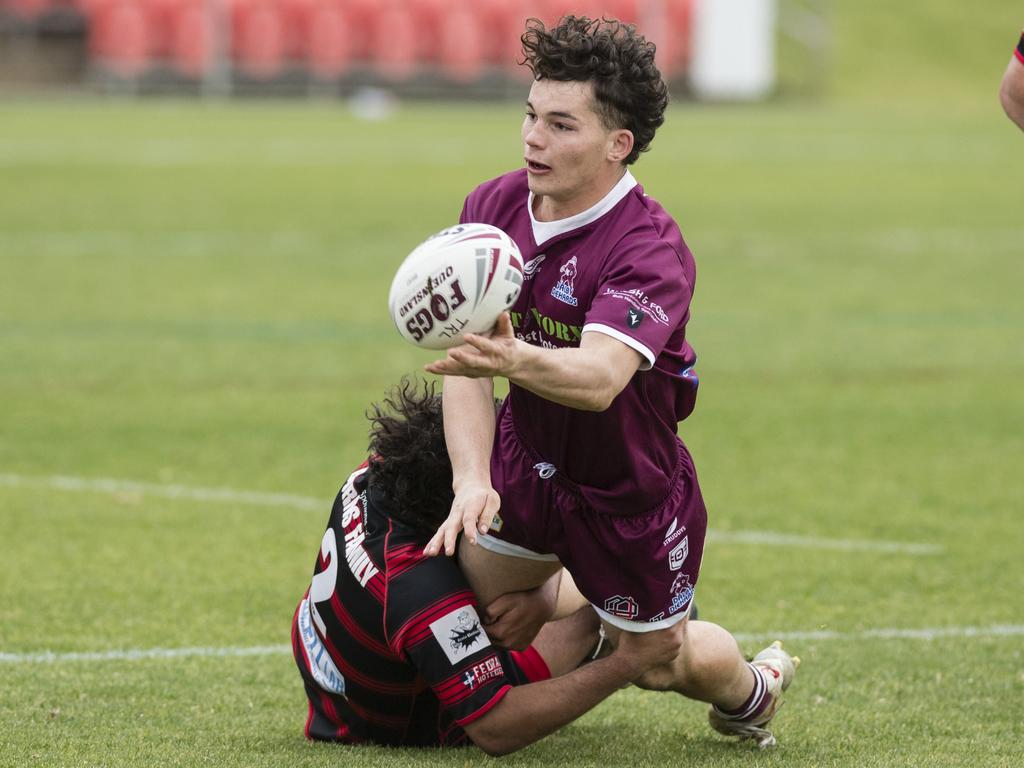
[{"x1": 528, "y1": 169, "x2": 638, "y2": 247}]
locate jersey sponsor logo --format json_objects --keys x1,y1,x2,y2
[
  {"x1": 298, "y1": 597, "x2": 347, "y2": 695},
  {"x1": 669, "y1": 573, "x2": 694, "y2": 615},
  {"x1": 601, "y1": 287, "x2": 670, "y2": 325},
  {"x1": 340, "y1": 480, "x2": 380, "y2": 587},
  {"x1": 488, "y1": 511, "x2": 504, "y2": 533},
  {"x1": 603, "y1": 595, "x2": 639, "y2": 620},
  {"x1": 663, "y1": 518, "x2": 687, "y2": 547},
  {"x1": 522, "y1": 253, "x2": 546, "y2": 279},
  {"x1": 668, "y1": 536, "x2": 689, "y2": 572},
  {"x1": 430, "y1": 606, "x2": 490, "y2": 664},
  {"x1": 509, "y1": 308, "x2": 583, "y2": 348},
  {"x1": 461, "y1": 654, "x2": 505, "y2": 690},
  {"x1": 550, "y1": 256, "x2": 579, "y2": 306}
]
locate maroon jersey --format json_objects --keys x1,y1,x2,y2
[
  {"x1": 292, "y1": 464, "x2": 537, "y2": 746},
  {"x1": 461, "y1": 169, "x2": 699, "y2": 515}
]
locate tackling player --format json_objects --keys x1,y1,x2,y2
[
  {"x1": 423, "y1": 16, "x2": 799, "y2": 748},
  {"x1": 1000, "y1": 28, "x2": 1024, "y2": 131},
  {"x1": 292, "y1": 379, "x2": 683, "y2": 755}
]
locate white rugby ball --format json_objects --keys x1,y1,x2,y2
[{"x1": 388, "y1": 223, "x2": 524, "y2": 349}]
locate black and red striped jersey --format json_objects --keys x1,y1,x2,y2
[
  {"x1": 1016, "y1": 31, "x2": 1024, "y2": 65},
  {"x1": 292, "y1": 463, "x2": 520, "y2": 746}
]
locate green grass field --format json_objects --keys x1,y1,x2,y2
[{"x1": 2, "y1": 47, "x2": 1024, "y2": 767}]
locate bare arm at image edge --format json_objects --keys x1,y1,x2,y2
[{"x1": 1000, "y1": 32, "x2": 1024, "y2": 131}]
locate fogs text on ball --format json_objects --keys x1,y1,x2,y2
[{"x1": 388, "y1": 224, "x2": 524, "y2": 349}]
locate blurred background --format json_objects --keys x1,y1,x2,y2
[
  {"x1": 0, "y1": 1, "x2": 1018, "y2": 103},
  {"x1": 0, "y1": 0, "x2": 810, "y2": 98},
  {"x1": 1, "y1": 3, "x2": 1022, "y2": 767}
]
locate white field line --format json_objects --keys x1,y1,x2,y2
[
  {"x1": 4, "y1": 625, "x2": 1023, "y2": 665},
  {"x1": 0, "y1": 472, "x2": 323, "y2": 512},
  {"x1": 732, "y1": 624, "x2": 1024, "y2": 644},
  {"x1": 0, "y1": 645, "x2": 290, "y2": 664},
  {"x1": 0, "y1": 472, "x2": 942, "y2": 555},
  {"x1": 708, "y1": 530, "x2": 942, "y2": 556}
]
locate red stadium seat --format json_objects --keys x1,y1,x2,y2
[
  {"x1": 304, "y1": 0, "x2": 355, "y2": 79},
  {"x1": 477, "y1": 0, "x2": 532, "y2": 76},
  {"x1": 141, "y1": 0, "x2": 186, "y2": 60},
  {"x1": 89, "y1": 0, "x2": 152, "y2": 76},
  {"x1": 275, "y1": 0, "x2": 313, "y2": 61},
  {"x1": 340, "y1": 0, "x2": 383, "y2": 61},
  {"x1": 168, "y1": 0, "x2": 212, "y2": 78},
  {"x1": 404, "y1": 0, "x2": 446, "y2": 64},
  {"x1": 438, "y1": 2, "x2": 486, "y2": 83},
  {"x1": 232, "y1": 0, "x2": 286, "y2": 78},
  {"x1": 369, "y1": 0, "x2": 419, "y2": 81},
  {"x1": 661, "y1": 0, "x2": 694, "y2": 75}
]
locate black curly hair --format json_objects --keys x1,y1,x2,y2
[
  {"x1": 520, "y1": 15, "x2": 668, "y2": 165},
  {"x1": 365, "y1": 378, "x2": 454, "y2": 535}
]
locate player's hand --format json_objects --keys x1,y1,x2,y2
[
  {"x1": 424, "y1": 313, "x2": 518, "y2": 379},
  {"x1": 423, "y1": 482, "x2": 501, "y2": 557},
  {"x1": 613, "y1": 621, "x2": 687, "y2": 679},
  {"x1": 481, "y1": 578, "x2": 559, "y2": 651}
]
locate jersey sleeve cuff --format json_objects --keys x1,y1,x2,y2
[
  {"x1": 582, "y1": 323, "x2": 656, "y2": 370},
  {"x1": 509, "y1": 645, "x2": 552, "y2": 683},
  {"x1": 455, "y1": 684, "x2": 513, "y2": 726},
  {"x1": 1016, "y1": 32, "x2": 1024, "y2": 63}
]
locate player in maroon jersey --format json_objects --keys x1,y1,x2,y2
[
  {"x1": 1000, "y1": 29, "x2": 1024, "y2": 130},
  {"x1": 424, "y1": 16, "x2": 799, "y2": 748},
  {"x1": 292, "y1": 379, "x2": 684, "y2": 755}
]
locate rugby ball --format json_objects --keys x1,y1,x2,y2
[{"x1": 388, "y1": 224, "x2": 524, "y2": 349}]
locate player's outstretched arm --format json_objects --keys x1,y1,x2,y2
[
  {"x1": 1001, "y1": 48, "x2": 1024, "y2": 131},
  {"x1": 462, "y1": 621, "x2": 685, "y2": 756},
  {"x1": 423, "y1": 374, "x2": 498, "y2": 557},
  {"x1": 425, "y1": 313, "x2": 643, "y2": 412}
]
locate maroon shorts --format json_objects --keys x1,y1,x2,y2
[{"x1": 483, "y1": 413, "x2": 707, "y2": 631}]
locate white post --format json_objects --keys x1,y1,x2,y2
[{"x1": 690, "y1": 0, "x2": 777, "y2": 100}]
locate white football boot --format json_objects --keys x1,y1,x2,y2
[{"x1": 708, "y1": 640, "x2": 800, "y2": 749}]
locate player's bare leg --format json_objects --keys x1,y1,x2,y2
[
  {"x1": 458, "y1": 538, "x2": 562, "y2": 606},
  {"x1": 601, "y1": 618, "x2": 751, "y2": 704},
  {"x1": 602, "y1": 619, "x2": 800, "y2": 748},
  {"x1": 530, "y1": 606, "x2": 603, "y2": 677}
]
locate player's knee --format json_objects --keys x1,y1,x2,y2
[{"x1": 633, "y1": 661, "x2": 681, "y2": 692}]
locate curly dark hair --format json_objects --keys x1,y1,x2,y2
[
  {"x1": 365, "y1": 378, "x2": 454, "y2": 535},
  {"x1": 520, "y1": 15, "x2": 668, "y2": 165}
]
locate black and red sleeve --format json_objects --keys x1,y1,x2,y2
[
  {"x1": 384, "y1": 551, "x2": 517, "y2": 726},
  {"x1": 1016, "y1": 30, "x2": 1024, "y2": 65}
]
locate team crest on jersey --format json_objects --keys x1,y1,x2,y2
[
  {"x1": 669, "y1": 573, "x2": 694, "y2": 615},
  {"x1": 430, "y1": 606, "x2": 490, "y2": 664},
  {"x1": 627, "y1": 307, "x2": 643, "y2": 328},
  {"x1": 550, "y1": 256, "x2": 579, "y2": 306}
]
